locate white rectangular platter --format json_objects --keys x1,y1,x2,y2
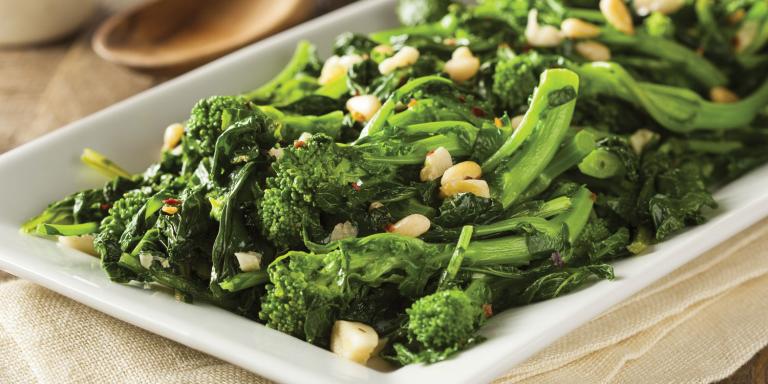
[{"x1": 1, "y1": 1, "x2": 767, "y2": 383}]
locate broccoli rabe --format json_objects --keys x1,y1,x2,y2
[{"x1": 21, "y1": 0, "x2": 768, "y2": 368}]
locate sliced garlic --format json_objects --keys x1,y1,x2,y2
[
  {"x1": 378, "y1": 46, "x2": 420, "y2": 74},
  {"x1": 389, "y1": 214, "x2": 431, "y2": 237},
  {"x1": 633, "y1": 0, "x2": 685, "y2": 16},
  {"x1": 163, "y1": 123, "x2": 184, "y2": 150},
  {"x1": 600, "y1": 0, "x2": 635, "y2": 35},
  {"x1": 139, "y1": 253, "x2": 154, "y2": 269},
  {"x1": 629, "y1": 128, "x2": 656, "y2": 155},
  {"x1": 575, "y1": 41, "x2": 612, "y2": 61},
  {"x1": 441, "y1": 161, "x2": 482, "y2": 185},
  {"x1": 58, "y1": 235, "x2": 97, "y2": 256},
  {"x1": 561, "y1": 18, "x2": 601, "y2": 39},
  {"x1": 329, "y1": 221, "x2": 358, "y2": 242},
  {"x1": 525, "y1": 10, "x2": 564, "y2": 47},
  {"x1": 330, "y1": 320, "x2": 379, "y2": 364},
  {"x1": 346, "y1": 95, "x2": 382, "y2": 122},
  {"x1": 444, "y1": 47, "x2": 480, "y2": 82},
  {"x1": 420, "y1": 147, "x2": 453, "y2": 181},
  {"x1": 234, "y1": 251, "x2": 263, "y2": 272},
  {"x1": 439, "y1": 179, "x2": 491, "y2": 198},
  {"x1": 319, "y1": 54, "x2": 363, "y2": 85}
]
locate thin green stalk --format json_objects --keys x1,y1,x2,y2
[
  {"x1": 357, "y1": 76, "x2": 453, "y2": 140},
  {"x1": 486, "y1": 69, "x2": 581, "y2": 207},
  {"x1": 219, "y1": 270, "x2": 270, "y2": 292},
  {"x1": 522, "y1": 130, "x2": 597, "y2": 199},
  {"x1": 244, "y1": 40, "x2": 316, "y2": 101},
  {"x1": 437, "y1": 225, "x2": 474, "y2": 291},
  {"x1": 578, "y1": 148, "x2": 624, "y2": 179},
  {"x1": 81, "y1": 148, "x2": 131, "y2": 179},
  {"x1": 36, "y1": 222, "x2": 99, "y2": 237}
]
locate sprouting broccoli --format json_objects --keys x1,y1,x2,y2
[
  {"x1": 492, "y1": 50, "x2": 564, "y2": 114},
  {"x1": 395, "y1": 287, "x2": 486, "y2": 363},
  {"x1": 260, "y1": 188, "x2": 595, "y2": 346},
  {"x1": 182, "y1": 95, "x2": 248, "y2": 172},
  {"x1": 485, "y1": 68, "x2": 580, "y2": 208},
  {"x1": 258, "y1": 133, "x2": 402, "y2": 250},
  {"x1": 94, "y1": 187, "x2": 151, "y2": 281}
]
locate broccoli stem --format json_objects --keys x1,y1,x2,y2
[
  {"x1": 508, "y1": 196, "x2": 573, "y2": 219},
  {"x1": 358, "y1": 76, "x2": 454, "y2": 139},
  {"x1": 486, "y1": 69, "x2": 580, "y2": 207},
  {"x1": 521, "y1": 129, "x2": 597, "y2": 199},
  {"x1": 574, "y1": 62, "x2": 768, "y2": 132},
  {"x1": 455, "y1": 187, "x2": 593, "y2": 266},
  {"x1": 551, "y1": 187, "x2": 594, "y2": 243},
  {"x1": 473, "y1": 217, "x2": 560, "y2": 238},
  {"x1": 244, "y1": 40, "x2": 316, "y2": 102},
  {"x1": 598, "y1": 30, "x2": 727, "y2": 88},
  {"x1": 218, "y1": 270, "x2": 270, "y2": 292},
  {"x1": 361, "y1": 121, "x2": 480, "y2": 164},
  {"x1": 437, "y1": 225, "x2": 474, "y2": 291},
  {"x1": 578, "y1": 148, "x2": 624, "y2": 179},
  {"x1": 36, "y1": 222, "x2": 99, "y2": 237},
  {"x1": 81, "y1": 148, "x2": 131, "y2": 179},
  {"x1": 315, "y1": 74, "x2": 349, "y2": 98}
]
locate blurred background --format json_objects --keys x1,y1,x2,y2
[{"x1": 0, "y1": 0, "x2": 351, "y2": 153}]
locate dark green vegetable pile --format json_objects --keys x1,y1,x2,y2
[{"x1": 22, "y1": 0, "x2": 768, "y2": 366}]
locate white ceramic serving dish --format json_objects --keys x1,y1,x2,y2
[{"x1": 1, "y1": 1, "x2": 767, "y2": 383}]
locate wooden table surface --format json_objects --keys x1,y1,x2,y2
[{"x1": 0, "y1": 7, "x2": 765, "y2": 384}]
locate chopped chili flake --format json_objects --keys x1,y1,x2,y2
[
  {"x1": 589, "y1": 192, "x2": 597, "y2": 202},
  {"x1": 293, "y1": 140, "x2": 305, "y2": 149},
  {"x1": 385, "y1": 224, "x2": 395, "y2": 232},
  {"x1": 100, "y1": 203, "x2": 112, "y2": 211},
  {"x1": 407, "y1": 98, "x2": 418, "y2": 108},
  {"x1": 551, "y1": 251, "x2": 564, "y2": 268},
  {"x1": 426, "y1": 149, "x2": 435, "y2": 156},
  {"x1": 494, "y1": 117, "x2": 503, "y2": 128},
  {"x1": 471, "y1": 106, "x2": 486, "y2": 117},
  {"x1": 482, "y1": 303, "x2": 493, "y2": 318},
  {"x1": 457, "y1": 95, "x2": 466, "y2": 103},
  {"x1": 731, "y1": 36, "x2": 740, "y2": 49},
  {"x1": 162, "y1": 198, "x2": 182, "y2": 206},
  {"x1": 350, "y1": 182, "x2": 361, "y2": 192}
]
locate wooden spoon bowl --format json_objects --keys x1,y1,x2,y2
[{"x1": 93, "y1": 0, "x2": 313, "y2": 72}]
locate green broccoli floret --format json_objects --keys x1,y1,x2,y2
[
  {"x1": 259, "y1": 250, "x2": 348, "y2": 345},
  {"x1": 259, "y1": 134, "x2": 357, "y2": 250},
  {"x1": 94, "y1": 188, "x2": 151, "y2": 282},
  {"x1": 397, "y1": 0, "x2": 453, "y2": 26},
  {"x1": 395, "y1": 288, "x2": 484, "y2": 364},
  {"x1": 182, "y1": 95, "x2": 248, "y2": 171},
  {"x1": 492, "y1": 52, "x2": 558, "y2": 113}
]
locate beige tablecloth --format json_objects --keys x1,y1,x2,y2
[
  {"x1": 2, "y1": 10, "x2": 768, "y2": 383},
  {"x1": 1, "y1": 219, "x2": 767, "y2": 383}
]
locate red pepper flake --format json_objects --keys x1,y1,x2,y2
[
  {"x1": 407, "y1": 98, "x2": 418, "y2": 108},
  {"x1": 482, "y1": 303, "x2": 493, "y2": 318},
  {"x1": 100, "y1": 203, "x2": 112, "y2": 211},
  {"x1": 471, "y1": 106, "x2": 486, "y2": 117},
  {"x1": 522, "y1": 44, "x2": 532, "y2": 52},
  {"x1": 293, "y1": 140, "x2": 305, "y2": 149},
  {"x1": 589, "y1": 192, "x2": 597, "y2": 202},
  {"x1": 426, "y1": 149, "x2": 435, "y2": 156},
  {"x1": 385, "y1": 224, "x2": 395, "y2": 232},
  {"x1": 551, "y1": 251, "x2": 564, "y2": 268},
  {"x1": 457, "y1": 95, "x2": 466, "y2": 103},
  {"x1": 731, "y1": 36, "x2": 740, "y2": 49},
  {"x1": 350, "y1": 182, "x2": 361, "y2": 192},
  {"x1": 162, "y1": 198, "x2": 182, "y2": 206}
]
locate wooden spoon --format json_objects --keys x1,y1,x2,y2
[{"x1": 92, "y1": 0, "x2": 313, "y2": 72}]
